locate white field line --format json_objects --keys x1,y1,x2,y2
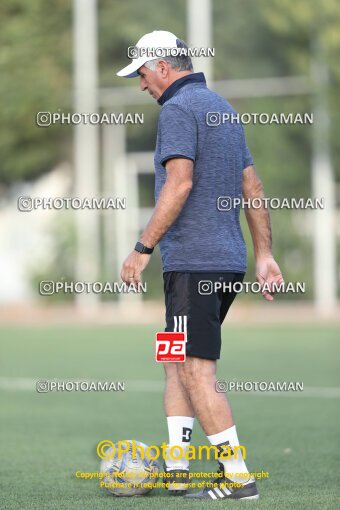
[{"x1": 0, "y1": 377, "x2": 340, "y2": 398}]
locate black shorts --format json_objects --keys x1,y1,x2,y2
[{"x1": 163, "y1": 272, "x2": 245, "y2": 360}]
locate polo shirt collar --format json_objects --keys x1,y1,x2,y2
[{"x1": 157, "y1": 72, "x2": 206, "y2": 105}]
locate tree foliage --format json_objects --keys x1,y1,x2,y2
[{"x1": 0, "y1": 0, "x2": 72, "y2": 185}]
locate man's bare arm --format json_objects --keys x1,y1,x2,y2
[
  {"x1": 243, "y1": 165, "x2": 272, "y2": 258},
  {"x1": 139, "y1": 158, "x2": 193, "y2": 247},
  {"x1": 120, "y1": 158, "x2": 193, "y2": 284},
  {"x1": 243, "y1": 165, "x2": 283, "y2": 301}
]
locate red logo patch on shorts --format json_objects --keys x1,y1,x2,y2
[{"x1": 155, "y1": 332, "x2": 186, "y2": 362}]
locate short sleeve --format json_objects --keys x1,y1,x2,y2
[
  {"x1": 241, "y1": 125, "x2": 253, "y2": 169},
  {"x1": 158, "y1": 104, "x2": 197, "y2": 167}
]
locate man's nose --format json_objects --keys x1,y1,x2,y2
[{"x1": 140, "y1": 78, "x2": 147, "y2": 91}]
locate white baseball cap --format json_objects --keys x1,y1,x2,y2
[{"x1": 117, "y1": 30, "x2": 179, "y2": 78}]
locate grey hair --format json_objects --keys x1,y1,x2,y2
[{"x1": 144, "y1": 38, "x2": 193, "y2": 72}]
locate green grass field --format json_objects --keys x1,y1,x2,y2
[{"x1": 1, "y1": 324, "x2": 339, "y2": 510}]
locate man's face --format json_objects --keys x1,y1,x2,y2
[{"x1": 138, "y1": 64, "x2": 165, "y2": 100}]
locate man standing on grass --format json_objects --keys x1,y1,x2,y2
[{"x1": 118, "y1": 30, "x2": 283, "y2": 500}]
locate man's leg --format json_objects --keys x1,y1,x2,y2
[
  {"x1": 163, "y1": 363, "x2": 194, "y2": 416},
  {"x1": 163, "y1": 363, "x2": 194, "y2": 493},
  {"x1": 163, "y1": 363, "x2": 194, "y2": 457},
  {"x1": 177, "y1": 357, "x2": 232, "y2": 433},
  {"x1": 178, "y1": 357, "x2": 251, "y2": 484},
  {"x1": 162, "y1": 272, "x2": 195, "y2": 484}
]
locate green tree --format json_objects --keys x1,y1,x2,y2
[{"x1": 0, "y1": 0, "x2": 72, "y2": 185}]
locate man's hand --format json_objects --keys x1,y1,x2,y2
[
  {"x1": 243, "y1": 165, "x2": 284, "y2": 301},
  {"x1": 120, "y1": 251, "x2": 151, "y2": 287},
  {"x1": 255, "y1": 256, "x2": 284, "y2": 301}
]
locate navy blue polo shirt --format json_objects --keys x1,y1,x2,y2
[{"x1": 154, "y1": 72, "x2": 253, "y2": 273}]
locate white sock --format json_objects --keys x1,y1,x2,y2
[
  {"x1": 165, "y1": 416, "x2": 194, "y2": 470},
  {"x1": 207, "y1": 425, "x2": 251, "y2": 483}
]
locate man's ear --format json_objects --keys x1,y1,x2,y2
[{"x1": 157, "y1": 60, "x2": 169, "y2": 77}]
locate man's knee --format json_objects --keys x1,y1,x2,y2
[
  {"x1": 163, "y1": 362, "x2": 181, "y2": 382},
  {"x1": 178, "y1": 356, "x2": 216, "y2": 390}
]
